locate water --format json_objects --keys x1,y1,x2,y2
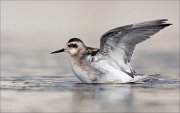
[
  {"x1": 1, "y1": 71, "x2": 179, "y2": 112},
  {"x1": 1, "y1": 74, "x2": 179, "y2": 91}
]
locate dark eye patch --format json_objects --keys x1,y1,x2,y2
[{"x1": 68, "y1": 43, "x2": 78, "y2": 48}]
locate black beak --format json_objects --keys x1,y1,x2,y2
[{"x1": 51, "y1": 48, "x2": 65, "y2": 54}]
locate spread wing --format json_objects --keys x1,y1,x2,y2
[{"x1": 98, "y1": 19, "x2": 171, "y2": 71}]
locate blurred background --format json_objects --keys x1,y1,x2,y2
[{"x1": 1, "y1": 1, "x2": 179, "y2": 112}]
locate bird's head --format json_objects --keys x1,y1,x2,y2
[{"x1": 51, "y1": 38, "x2": 86, "y2": 56}]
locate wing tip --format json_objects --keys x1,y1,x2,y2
[
  {"x1": 133, "y1": 19, "x2": 172, "y2": 27},
  {"x1": 159, "y1": 23, "x2": 172, "y2": 28},
  {"x1": 158, "y1": 19, "x2": 172, "y2": 25}
]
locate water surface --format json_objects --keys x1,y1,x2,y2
[{"x1": 1, "y1": 72, "x2": 179, "y2": 112}]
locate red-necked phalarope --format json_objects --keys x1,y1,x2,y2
[{"x1": 51, "y1": 19, "x2": 171, "y2": 83}]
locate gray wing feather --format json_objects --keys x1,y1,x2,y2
[{"x1": 98, "y1": 19, "x2": 171, "y2": 69}]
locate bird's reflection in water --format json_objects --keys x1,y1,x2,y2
[{"x1": 70, "y1": 84, "x2": 134, "y2": 112}]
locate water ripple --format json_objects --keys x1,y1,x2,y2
[{"x1": 1, "y1": 74, "x2": 179, "y2": 91}]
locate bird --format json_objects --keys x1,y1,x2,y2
[{"x1": 51, "y1": 19, "x2": 171, "y2": 83}]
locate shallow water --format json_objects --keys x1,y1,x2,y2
[
  {"x1": 0, "y1": 74, "x2": 179, "y2": 91},
  {"x1": 1, "y1": 72, "x2": 179, "y2": 112}
]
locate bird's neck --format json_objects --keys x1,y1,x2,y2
[{"x1": 71, "y1": 47, "x2": 87, "y2": 60}]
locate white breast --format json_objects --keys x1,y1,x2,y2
[{"x1": 71, "y1": 60, "x2": 92, "y2": 83}]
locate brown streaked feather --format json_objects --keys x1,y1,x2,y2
[{"x1": 85, "y1": 47, "x2": 99, "y2": 56}]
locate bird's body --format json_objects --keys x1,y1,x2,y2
[
  {"x1": 70, "y1": 47, "x2": 134, "y2": 83},
  {"x1": 51, "y1": 19, "x2": 171, "y2": 83}
]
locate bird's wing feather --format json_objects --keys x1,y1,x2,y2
[{"x1": 97, "y1": 19, "x2": 171, "y2": 72}]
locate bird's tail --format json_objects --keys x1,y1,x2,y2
[{"x1": 128, "y1": 74, "x2": 160, "y2": 83}]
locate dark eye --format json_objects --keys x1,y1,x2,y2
[{"x1": 68, "y1": 43, "x2": 78, "y2": 48}]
